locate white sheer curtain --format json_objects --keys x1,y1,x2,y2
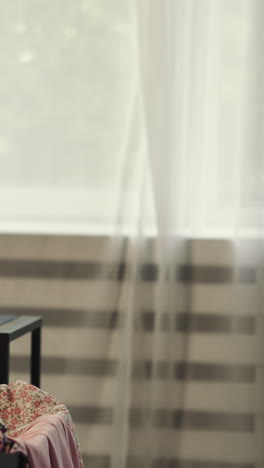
[
  {"x1": 136, "y1": 0, "x2": 264, "y2": 238},
  {"x1": 1, "y1": 1, "x2": 264, "y2": 467},
  {"x1": 111, "y1": 1, "x2": 264, "y2": 468}
]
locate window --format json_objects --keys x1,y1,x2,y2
[{"x1": 0, "y1": 0, "x2": 143, "y2": 234}]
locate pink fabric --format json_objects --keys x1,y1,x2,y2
[
  {"x1": 0, "y1": 381, "x2": 84, "y2": 467},
  {"x1": 12, "y1": 414, "x2": 82, "y2": 468}
]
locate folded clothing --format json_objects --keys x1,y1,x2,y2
[
  {"x1": 12, "y1": 413, "x2": 82, "y2": 468},
  {"x1": 0, "y1": 381, "x2": 84, "y2": 468}
]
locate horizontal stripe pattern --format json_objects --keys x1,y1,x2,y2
[
  {"x1": 10, "y1": 356, "x2": 255, "y2": 382},
  {"x1": 67, "y1": 406, "x2": 254, "y2": 432},
  {"x1": 0, "y1": 235, "x2": 260, "y2": 467},
  {"x1": 2, "y1": 307, "x2": 120, "y2": 329},
  {"x1": 140, "y1": 460, "x2": 254, "y2": 468},
  {"x1": 0, "y1": 259, "x2": 126, "y2": 280},
  {"x1": 0, "y1": 306, "x2": 255, "y2": 333},
  {"x1": 130, "y1": 409, "x2": 254, "y2": 432},
  {"x1": 82, "y1": 456, "x2": 254, "y2": 468},
  {"x1": 0, "y1": 259, "x2": 257, "y2": 284},
  {"x1": 177, "y1": 266, "x2": 256, "y2": 284}
]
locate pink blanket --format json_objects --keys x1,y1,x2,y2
[
  {"x1": 0, "y1": 381, "x2": 84, "y2": 467},
  {"x1": 12, "y1": 414, "x2": 81, "y2": 468}
]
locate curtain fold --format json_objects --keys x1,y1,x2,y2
[{"x1": 111, "y1": 1, "x2": 264, "y2": 467}]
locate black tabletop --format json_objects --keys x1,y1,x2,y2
[
  {"x1": 0, "y1": 315, "x2": 17, "y2": 326},
  {"x1": 0, "y1": 315, "x2": 42, "y2": 341}
]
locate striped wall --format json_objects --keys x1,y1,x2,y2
[{"x1": 0, "y1": 235, "x2": 261, "y2": 468}]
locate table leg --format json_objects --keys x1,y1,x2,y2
[
  {"x1": 0, "y1": 337, "x2": 9, "y2": 384},
  {"x1": 31, "y1": 327, "x2": 41, "y2": 388}
]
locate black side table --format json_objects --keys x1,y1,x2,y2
[
  {"x1": 0, "y1": 316, "x2": 42, "y2": 387},
  {"x1": 0, "y1": 453, "x2": 25, "y2": 468}
]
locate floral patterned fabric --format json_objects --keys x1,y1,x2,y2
[{"x1": 0, "y1": 381, "x2": 84, "y2": 467}]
